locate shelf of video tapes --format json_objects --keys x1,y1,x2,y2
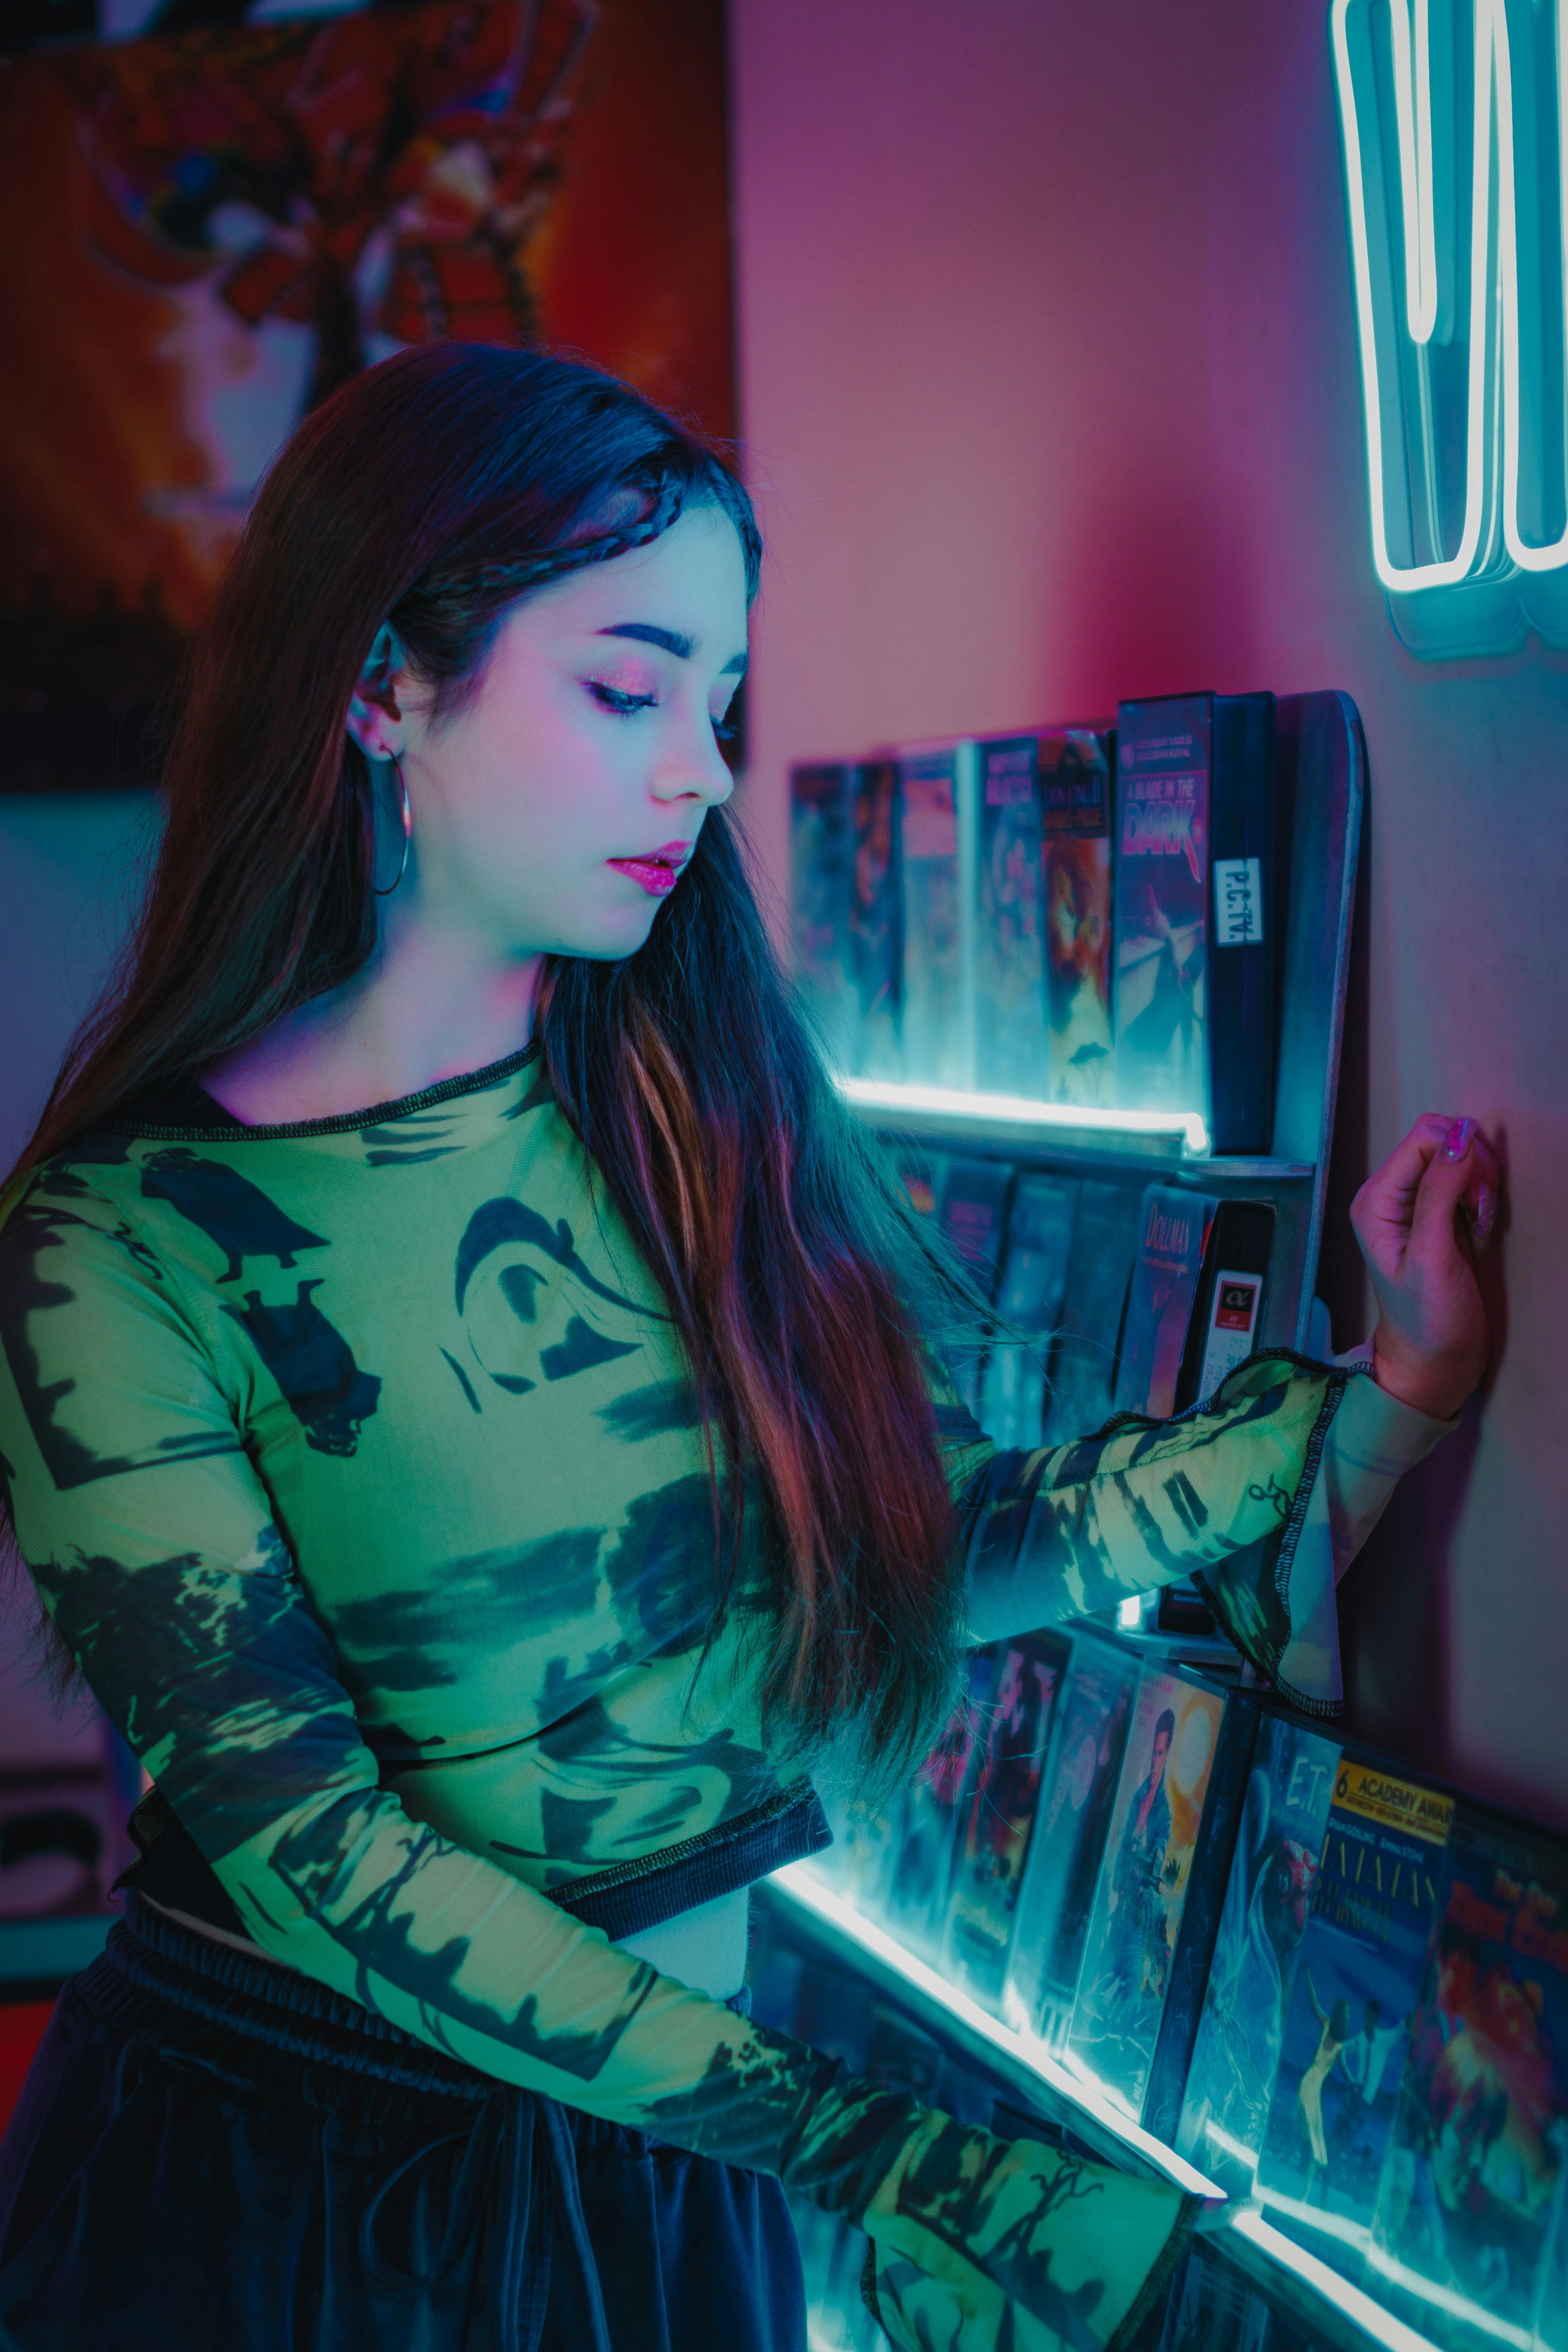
[
  {"x1": 790, "y1": 688, "x2": 1365, "y2": 1363},
  {"x1": 754, "y1": 1635, "x2": 1568, "y2": 2352},
  {"x1": 886, "y1": 1131, "x2": 1333, "y2": 1661}
]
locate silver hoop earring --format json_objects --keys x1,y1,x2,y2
[{"x1": 372, "y1": 753, "x2": 412, "y2": 897}]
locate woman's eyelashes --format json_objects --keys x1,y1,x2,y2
[
  {"x1": 588, "y1": 677, "x2": 738, "y2": 743},
  {"x1": 588, "y1": 680, "x2": 658, "y2": 717}
]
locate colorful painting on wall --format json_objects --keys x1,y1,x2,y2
[{"x1": 0, "y1": 0, "x2": 735, "y2": 788}]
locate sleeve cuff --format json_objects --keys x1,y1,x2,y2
[{"x1": 1331, "y1": 1346, "x2": 1459, "y2": 1472}]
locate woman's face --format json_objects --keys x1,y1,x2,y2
[{"x1": 362, "y1": 502, "x2": 748, "y2": 960}]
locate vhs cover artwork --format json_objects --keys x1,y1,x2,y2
[
  {"x1": 1256, "y1": 1758, "x2": 1454, "y2": 2256},
  {"x1": 1004, "y1": 1640, "x2": 1140, "y2": 2046},
  {"x1": 976, "y1": 1174, "x2": 1079, "y2": 1450},
  {"x1": 1176, "y1": 1717, "x2": 1343, "y2": 2195},
  {"x1": 1040, "y1": 729, "x2": 1114, "y2": 1107},
  {"x1": 1370, "y1": 1806, "x2": 1568, "y2": 2350},
  {"x1": 893, "y1": 1148, "x2": 948, "y2": 1225},
  {"x1": 1066, "y1": 1667, "x2": 1226, "y2": 2117},
  {"x1": 944, "y1": 1630, "x2": 1073, "y2": 2006},
  {"x1": 885, "y1": 1648, "x2": 1004, "y2": 1961},
  {"x1": 1113, "y1": 696, "x2": 1211, "y2": 1118},
  {"x1": 975, "y1": 735, "x2": 1045, "y2": 1094},
  {"x1": 898, "y1": 751, "x2": 965, "y2": 1088},
  {"x1": 813, "y1": 1775, "x2": 904, "y2": 1920},
  {"x1": 1039, "y1": 1177, "x2": 1143, "y2": 1446},
  {"x1": 937, "y1": 1157, "x2": 1013, "y2": 1416},
  {"x1": 849, "y1": 759, "x2": 902, "y2": 1079},
  {"x1": 1113, "y1": 1184, "x2": 1218, "y2": 1421},
  {"x1": 789, "y1": 763, "x2": 855, "y2": 1071},
  {"x1": 1155, "y1": 2243, "x2": 1298, "y2": 2352}
]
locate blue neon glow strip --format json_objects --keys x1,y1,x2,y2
[
  {"x1": 773, "y1": 1863, "x2": 1225, "y2": 2198},
  {"x1": 832, "y1": 1076, "x2": 1210, "y2": 1156},
  {"x1": 1233, "y1": 2203, "x2": 1533, "y2": 2351},
  {"x1": 775, "y1": 1866, "x2": 1517, "y2": 2352}
]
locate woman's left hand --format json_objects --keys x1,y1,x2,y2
[{"x1": 1350, "y1": 1113, "x2": 1500, "y2": 1421}]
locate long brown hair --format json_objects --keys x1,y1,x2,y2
[{"x1": 6, "y1": 343, "x2": 971, "y2": 1779}]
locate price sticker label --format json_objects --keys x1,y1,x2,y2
[{"x1": 1213, "y1": 855, "x2": 1264, "y2": 945}]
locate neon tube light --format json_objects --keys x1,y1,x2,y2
[
  {"x1": 773, "y1": 1864, "x2": 1223, "y2": 2199},
  {"x1": 776, "y1": 1868, "x2": 1497, "y2": 2352},
  {"x1": 1333, "y1": 0, "x2": 1493, "y2": 591},
  {"x1": 1332, "y1": 0, "x2": 1568, "y2": 643},
  {"x1": 833, "y1": 1077, "x2": 1210, "y2": 1156},
  {"x1": 1232, "y1": 2205, "x2": 1530, "y2": 2352}
]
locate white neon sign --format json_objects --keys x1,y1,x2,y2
[{"x1": 1332, "y1": 0, "x2": 1568, "y2": 653}]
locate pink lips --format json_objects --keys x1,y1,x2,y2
[{"x1": 607, "y1": 842, "x2": 693, "y2": 898}]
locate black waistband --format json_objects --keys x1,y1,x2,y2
[
  {"x1": 86, "y1": 1892, "x2": 748, "y2": 2352},
  {"x1": 118, "y1": 1777, "x2": 831, "y2": 1947}
]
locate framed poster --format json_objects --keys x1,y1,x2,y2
[{"x1": 0, "y1": 0, "x2": 735, "y2": 788}]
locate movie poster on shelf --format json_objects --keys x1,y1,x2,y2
[
  {"x1": 898, "y1": 745, "x2": 969, "y2": 1088},
  {"x1": 936, "y1": 1156, "x2": 1012, "y2": 1417},
  {"x1": 1040, "y1": 728, "x2": 1114, "y2": 1107},
  {"x1": 884, "y1": 1648, "x2": 1003, "y2": 1962},
  {"x1": 1113, "y1": 1184, "x2": 1218, "y2": 1421},
  {"x1": 1039, "y1": 1177, "x2": 1143, "y2": 1446},
  {"x1": 973, "y1": 734, "x2": 1044, "y2": 1095},
  {"x1": 848, "y1": 759, "x2": 902, "y2": 1078},
  {"x1": 943, "y1": 1630, "x2": 1072, "y2": 2007},
  {"x1": 812, "y1": 1774, "x2": 904, "y2": 1921},
  {"x1": 790, "y1": 763, "x2": 855, "y2": 1068},
  {"x1": 1066, "y1": 1666, "x2": 1225, "y2": 2118},
  {"x1": 1371, "y1": 1804, "x2": 1568, "y2": 2352},
  {"x1": 1004, "y1": 1637, "x2": 1141, "y2": 2049},
  {"x1": 1112, "y1": 695, "x2": 1211, "y2": 1119},
  {"x1": 1155, "y1": 2245, "x2": 1274, "y2": 2352},
  {"x1": 0, "y1": 0, "x2": 736, "y2": 789},
  {"x1": 975, "y1": 1173, "x2": 1078, "y2": 1450},
  {"x1": 1175, "y1": 1717, "x2": 1343, "y2": 2196},
  {"x1": 1256, "y1": 1757, "x2": 1454, "y2": 2256}
]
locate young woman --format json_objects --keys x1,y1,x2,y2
[{"x1": 0, "y1": 344, "x2": 1496, "y2": 2352}]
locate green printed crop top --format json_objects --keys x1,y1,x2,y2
[{"x1": 0, "y1": 1044, "x2": 1449, "y2": 2209}]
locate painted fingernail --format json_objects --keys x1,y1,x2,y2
[
  {"x1": 1474, "y1": 1184, "x2": 1497, "y2": 1246},
  {"x1": 1442, "y1": 1117, "x2": 1476, "y2": 1161}
]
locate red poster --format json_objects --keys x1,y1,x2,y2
[{"x1": 0, "y1": 0, "x2": 735, "y2": 787}]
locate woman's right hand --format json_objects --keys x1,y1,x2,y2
[
  {"x1": 1350, "y1": 1112, "x2": 1501, "y2": 1420},
  {"x1": 858, "y1": 2109, "x2": 1198, "y2": 2351}
]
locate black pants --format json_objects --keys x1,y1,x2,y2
[{"x1": 0, "y1": 1893, "x2": 806, "y2": 2351}]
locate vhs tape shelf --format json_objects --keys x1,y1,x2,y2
[
  {"x1": 800, "y1": 688, "x2": 1365, "y2": 1662},
  {"x1": 758, "y1": 1864, "x2": 1472, "y2": 2352},
  {"x1": 793, "y1": 689, "x2": 1366, "y2": 1371},
  {"x1": 758, "y1": 1676, "x2": 1568, "y2": 2352},
  {"x1": 778, "y1": 686, "x2": 1568, "y2": 2350}
]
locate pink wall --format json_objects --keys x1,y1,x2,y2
[{"x1": 728, "y1": 0, "x2": 1568, "y2": 1822}]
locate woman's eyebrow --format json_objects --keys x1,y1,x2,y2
[{"x1": 597, "y1": 622, "x2": 748, "y2": 675}]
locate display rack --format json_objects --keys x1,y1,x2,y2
[
  {"x1": 839, "y1": 689, "x2": 1366, "y2": 1360},
  {"x1": 768, "y1": 693, "x2": 1469, "y2": 2349},
  {"x1": 759, "y1": 1866, "x2": 1454, "y2": 2352}
]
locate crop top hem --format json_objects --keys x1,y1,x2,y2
[{"x1": 541, "y1": 1779, "x2": 833, "y2": 1938}]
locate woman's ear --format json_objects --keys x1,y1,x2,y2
[{"x1": 346, "y1": 622, "x2": 410, "y2": 762}]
